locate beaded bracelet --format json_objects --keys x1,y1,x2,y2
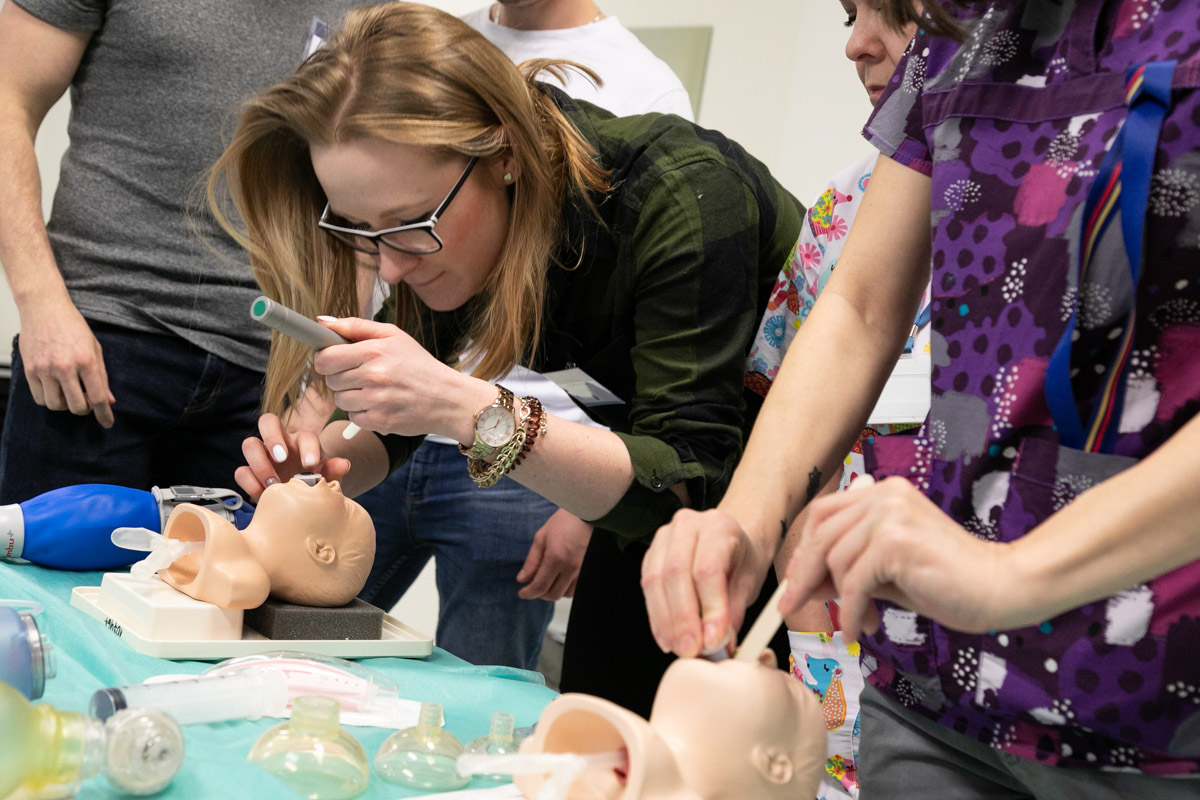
[{"x1": 508, "y1": 396, "x2": 546, "y2": 473}]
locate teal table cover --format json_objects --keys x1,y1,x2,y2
[{"x1": 0, "y1": 560, "x2": 556, "y2": 799}]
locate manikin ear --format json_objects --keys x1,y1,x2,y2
[
  {"x1": 751, "y1": 745, "x2": 794, "y2": 785},
  {"x1": 307, "y1": 536, "x2": 337, "y2": 565}
]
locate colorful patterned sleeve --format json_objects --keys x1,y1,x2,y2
[
  {"x1": 862, "y1": 31, "x2": 934, "y2": 175},
  {"x1": 746, "y1": 153, "x2": 879, "y2": 396}
]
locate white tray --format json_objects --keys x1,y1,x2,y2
[{"x1": 71, "y1": 585, "x2": 433, "y2": 661}]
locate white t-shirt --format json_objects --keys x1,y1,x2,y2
[
  {"x1": 423, "y1": 8, "x2": 695, "y2": 445},
  {"x1": 461, "y1": 8, "x2": 694, "y2": 120}
]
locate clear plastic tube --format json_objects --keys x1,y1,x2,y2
[
  {"x1": 456, "y1": 750, "x2": 627, "y2": 800},
  {"x1": 203, "y1": 652, "x2": 395, "y2": 713}
]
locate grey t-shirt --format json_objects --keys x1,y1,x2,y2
[{"x1": 16, "y1": 0, "x2": 361, "y2": 372}]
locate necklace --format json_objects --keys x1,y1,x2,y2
[{"x1": 491, "y1": 5, "x2": 604, "y2": 28}]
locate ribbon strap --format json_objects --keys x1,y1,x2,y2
[{"x1": 1044, "y1": 61, "x2": 1175, "y2": 453}]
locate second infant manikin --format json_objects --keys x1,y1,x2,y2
[{"x1": 158, "y1": 475, "x2": 375, "y2": 609}]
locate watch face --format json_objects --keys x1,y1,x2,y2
[{"x1": 477, "y1": 405, "x2": 516, "y2": 447}]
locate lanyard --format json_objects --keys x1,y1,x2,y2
[
  {"x1": 905, "y1": 293, "x2": 931, "y2": 355},
  {"x1": 1043, "y1": 61, "x2": 1175, "y2": 454}
]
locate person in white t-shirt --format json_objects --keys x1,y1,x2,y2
[
  {"x1": 353, "y1": 0, "x2": 694, "y2": 673},
  {"x1": 463, "y1": 1, "x2": 693, "y2": 120}
]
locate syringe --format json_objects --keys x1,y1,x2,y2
[{"x1": 91, "y1": 669, "x2": 288, "y2": 725}]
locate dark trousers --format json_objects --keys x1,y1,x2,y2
[
  {"x1": 561, "y1": 529, "x2": 790, "y2": 719},
  {"x1": 859, "y1": 684, "x2": 1200, "y2": 799},
  {"x1": 0, "y1": 322, "x2": 263, "y2": 504}
]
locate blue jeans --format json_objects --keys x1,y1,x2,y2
[
  {"x1": 0, "y1": 322, "x2": 263, "y2": 504},
  {"x1": 356, "y1": 440, "x2": 556, "y2": 670}
]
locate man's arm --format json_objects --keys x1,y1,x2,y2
[{"x1": 0, "y1": 3, "x2": 110, "y2": 425}]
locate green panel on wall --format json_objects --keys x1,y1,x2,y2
[{"x1": 629, "y1": 26, "x2": 712, "y2": 119}]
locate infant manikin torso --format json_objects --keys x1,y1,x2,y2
[{"x1": 160, "y1": 476, "x2": 375, "y2": 609}]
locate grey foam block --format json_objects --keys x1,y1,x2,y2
[{"x1": 244, "y1": 597, "x2": 385, "y2": 640}]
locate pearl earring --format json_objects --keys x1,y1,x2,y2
[{"x1": 504, "y1": 172, "x2": 513, "y2": 184}]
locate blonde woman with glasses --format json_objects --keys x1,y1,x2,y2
[{"x1": 209, "y1": 1, "x2": 802, "y2": 712}]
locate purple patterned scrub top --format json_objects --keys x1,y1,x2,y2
[{"x1": 859, "y1": 0, "x2": 1200, "y2": 774}]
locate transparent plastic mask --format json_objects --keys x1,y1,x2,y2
[
  {"x1": 247, "y1": 695, "x2": 369, "y2": 800},
  {"x1": 375, "y1": 701, "x2": 469, "y2": 791},
  {"x1": 464, "y1": 711, "x2": 519, "y2": 782}
]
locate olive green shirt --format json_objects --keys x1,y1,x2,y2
[{"x1": 378, "y1": 88, "x2": 804, "y2": 545}]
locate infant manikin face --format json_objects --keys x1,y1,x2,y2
[
  {"x1": 161, "y1": 475, "x2": 375, "y2": 609},
  {"x1": 515, "y1": 658, "x2": 826, "y2": 800},
  {"x1": 648, "y1": 659, "x2": 826, "y2": 800},
  {"x1": 247, "y1": 475, "x2": 375, "y2": 606}
]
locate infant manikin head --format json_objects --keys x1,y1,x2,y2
[
  {"x1": 515, "y1": 657, "x2": 826, "y2": 800},
  {"x1": 159, "y1": 475, "x2": 375, "y2": 609},
  {"x1": 648, "y1": 658, "x2": 826, "y2": 799}
]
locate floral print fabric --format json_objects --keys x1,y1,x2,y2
[
  {"x1": 789, "y1": 631, "x2": 866, "y2": 799},
  {"x1": 746, "y1": 154, "x2": 930, "y2": 489},
  {"x1": 747, "y1": 153, "x2": 880, "y2": 393},
  {"x1": 860, "y1": 0, "x2": 1200, "y2": 774}
]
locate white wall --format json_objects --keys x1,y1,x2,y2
[
  {"x1": 0, "y1": 1, "x2": 876, "y2": 354},
  {"x1": 421, "y1": 0, "x2": 876, "y2": 201}
]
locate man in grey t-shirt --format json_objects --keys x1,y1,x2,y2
[{"x1": 0, "y1": 1, "x2": 360, "y2": 501}]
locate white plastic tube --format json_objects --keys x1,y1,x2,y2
[{"x1": 457, "y1": 751, "x2": 626, "y2": 800}]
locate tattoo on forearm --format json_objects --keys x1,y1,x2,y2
[{"x1": 804, "y1": 467, "x2": 822, "y2": 505}]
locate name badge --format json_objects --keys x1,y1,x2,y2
[{"x1": 542, "y1": 368, "x2": 624, "y2": 407}]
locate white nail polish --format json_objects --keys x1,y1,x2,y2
[
  {"x1": 316, "y1": 315, "x2": 337, "y2": 323},
  {"x1": 272, "y1": 444, "x2": 287, "y2": 463}
]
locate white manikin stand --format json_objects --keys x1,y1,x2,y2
[{"x1": 71, "y1": 573, "x2": 433, "y2": 660}]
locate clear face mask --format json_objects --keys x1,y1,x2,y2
[
  {"x1": 248, "y1": 695, "x2": 370, "y2": 800},
  {"x1": 376, "y1": 702, "x2": 471, "y2": 792}
]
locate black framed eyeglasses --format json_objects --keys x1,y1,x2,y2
[{"x1": 318, "y1": 156, "x2": 479, "y2": 255}]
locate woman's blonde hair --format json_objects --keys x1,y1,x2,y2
[{"x1": 208, "y1": 2, "x2": 608, "y2": 414}]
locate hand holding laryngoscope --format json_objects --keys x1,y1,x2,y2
[{"x1": 249, "y1": 296, "x2": 362, "y2": 440}]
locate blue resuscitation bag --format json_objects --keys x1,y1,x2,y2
[{"x1": 1, "y1": 484, "x2": 253, "y2": 570}]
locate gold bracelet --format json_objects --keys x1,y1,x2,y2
[
  {"x1": 467, "y1": 429, "x2": 527, "y2": 488},
  {"x1": 466, "y1": 396, "x2": 547, "y2": 488}
]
